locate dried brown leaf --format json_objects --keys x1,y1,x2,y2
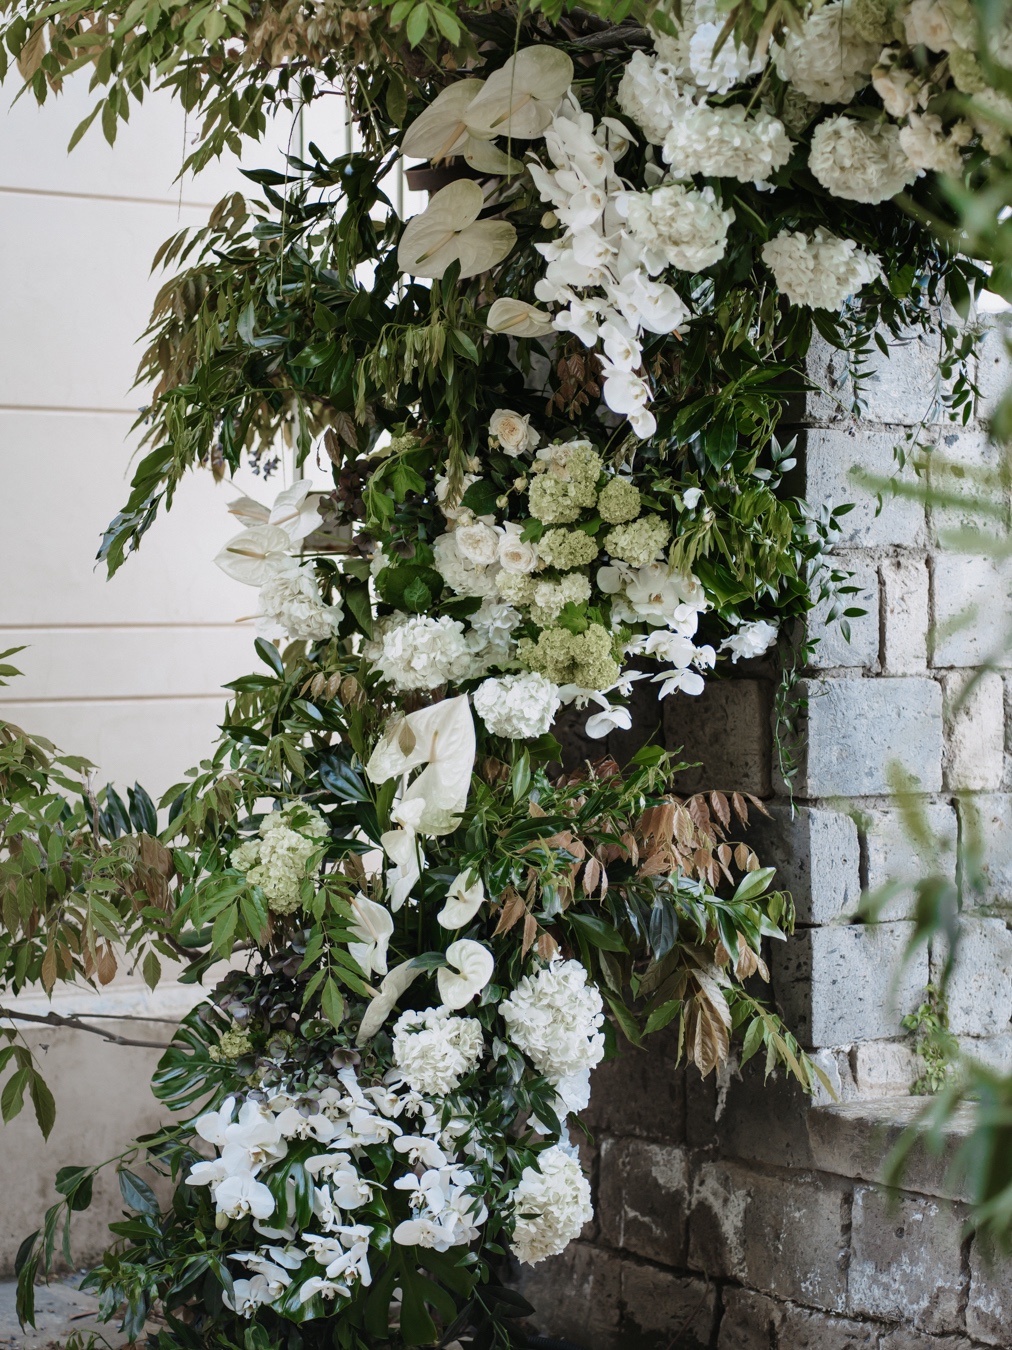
[
  {"x1": 734, "y1": 842, "x2": 750, "y2": 870},
  {"x1": 745, "y1": 793, "x2": 772, "y2": 818},
  {"x1": 583, "y1": 856, "x2": 601, "y2": 896},
  {"x1": 710, "y1": 791, "x2": 731, "y2": 830},
  {"x1": 537, "y1": 932, "x2": 560, "y2": 961},
  {"x1": 522, "y1": 912, "x2": 538, "y2": 957},
  {"x1": 731, "y1": 792, "x2": 749, "y2": 827}
]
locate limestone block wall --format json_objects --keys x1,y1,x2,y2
[{"x1": 522, "y1": 325, "x2": 1012, "y2": 1349}]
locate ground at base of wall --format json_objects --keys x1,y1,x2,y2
[{"x1": 0, "y1": 1275, "x2": 129, "y2": 1349}]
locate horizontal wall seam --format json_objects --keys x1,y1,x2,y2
[
  {"x1": 0, "y1": 181, "x2": 219, "y2": 210},
  {"x1": 0, "y1": 693, "x2": 230, "y2": 705}
]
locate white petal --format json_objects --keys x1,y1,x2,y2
[
  {"x1": 486, "y1": 297, "x2": 556, "y2": 339},
  {"x1": 436, "y1": 939, "x2": 494, "y2": 1010},
  {"x1": 214, "y1": 525, "x2": 292, "y2": 587},
  {"x1": 356, "y1": 961, "x2": 424, "y2": 1044}
]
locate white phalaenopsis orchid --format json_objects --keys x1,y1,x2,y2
[
  {"x1": 437, "y1": 939, "x2": 495, "y2": 1009},
  {"x1": 397, "y1": 181, "x2": 516, "y2": 280}
]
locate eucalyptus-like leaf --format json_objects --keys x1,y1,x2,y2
[
  {"x1": 486, "y1": 297, "x2": 556, "y2": 338},
  {"x1": 397, "y1": 180, "x2": 516, "y2": 280},
  {"x1": 464, "y1": 48, "x2": 575, "y2": 141},
  {"x1": 214, "y1": 525, "x2": 291, "y2": 587}
]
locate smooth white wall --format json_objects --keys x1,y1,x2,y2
[{"x1": 0, "y1": 77, "x2": 306, "y2": 793}]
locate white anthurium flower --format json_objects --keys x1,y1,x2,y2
[
  {"x1": 463, "y1": 48, "x2": 575, "y2": 141},
  {"x1": 268, "y1": 481, "x2": 323, "y2": 542},
  {"x1": 365, "y1": 695, "x2": 477, "y2": 836},
  {"x1": 379, "y1": 822, "x2": 422, "y2": 913},
  {"x1": 437, "y1": 939, "x2": 495, "y2": 1010},
  {"x1": 226, "y1": 495, "x2": 271, "y2": 527},
  {"x1": 214, "y1": 525, "x2": 291, "y2": 588},
  {"x1": 356, "y1": 960, "x2": 426, "y2": 1044},
  {"x1": 397, "y1": 180, "x2": 516, "y2": 281},
  {"x1": 437, "y1": 872, "x2": 485, "y2": 929},
  {"x1": 486, "y1": 298, "x2": 555, "y2": 338},
  {"x1": 584, "y1": 694, "x2": 633, "y2": 739},
  {"x1": 400, "y1": 80, "x2": 529, "y2": 175},
  {"x1": 348, "y1": 893, "x2": 394, "y2": 977},
  {"x1": 682, "y1": 487, "x2": 704, "y2": 509}
]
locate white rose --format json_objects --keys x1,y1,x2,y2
[
  {"x1": 498, "y1": 525, "x2": 540, "y2": 574},
  {"x1": 455, "y1": 522, "x2": 502, "y2": 567},
  {"x1": 904, "y1": 0, "x2": 956, "y2": 50},
  {"x1": 489, "y1": 408, "x2": 540, "y2": 456},
  {"x1": 872, "y1": 62, "x2": 918, "y2": 118}
]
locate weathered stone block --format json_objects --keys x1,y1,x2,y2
[
  {"x1": 745, "y1": 802, "x2": 861, "y2": 924},
  {"x1": 933, "y1": 917, "x2": 1012, "y2": 1038},
  {"x1": 686, "y1": 1055, "x2": 816, "y2": 1166},
  {"x1": 791, "y1": 677, "x2": 943, "y2": 799},
  {"x1": 882, "y1": 553, "x2": 930, "y2": 674},
  {"x1": 596, "y1": 1139, "x2": 688, "y2": 1267},
  {"x1": 583, "y1": 1026, "x2": 685, "y2": 1142},
  {"x1": 931, "y1": 555, "x2": 1012, "y2": 670},
  {"x1": 803, "y1": 427, "x2": 928, "y2": 547},
  {"x1": 858, "y1": 330, "x2": 964, "y2": 426},
  {"x1": 808, "y1": 553, "x2": 881, "y2": 670},
  {"x1": 862, "y1": 803, "x2": 958, "y2": 922},
  {"x1": 928, "y1": 425, "x2": 1006, "y2": 545},
  {"x1": 957, "y1": 794, "x2": 1012, "y2": 905},
  {"x1": 688, "y1": 1160, "x2": 850, "y2": 1311},
  {"x1": 850, "y1": 1040, "x2": 919, "y2": 1095},
  {"x1": 665, "y1": 678, "x2": 772, "y2": 797},
  {"x1": 848, "y1": 1184, "x2": 967, "y2": 1333},
  {"x1": 717, "y1": 1288, "x2": 878, "y2": 1350},
  {"x1": 967, "y1": 1239, "x2": 1012, "y2": 1345},
  {"x1": 878, "y1": 1333, "x2": 978, "y2": 1350},
  {"x1": 771, "y1": 922, "x2": 928, "y2": 1047},
  {"x1": 972, "y1": 316, "x2": 1012, "y2": 419},
  {"x1": 517, "y1": 1240, "x2": 622, "y2": 1350},
  {"x1": 619, "y1": 1262, "x2": 716, "y2": 1349},
  {"x1": 942, "y1": 670, "x2": 1005, "y2": 792}
]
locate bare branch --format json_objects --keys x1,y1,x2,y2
[{"x1": 0, "y1": 1006, "x2": 172, "y2": 1049}]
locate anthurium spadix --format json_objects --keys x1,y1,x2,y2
[
  {"x1": 397, "y1": 180, "x2": 516, "y2": 280},
  {"x1": 463, "y1": 48, "x2": 575, "y2": 141},
  {"x1": 401, "y1": 81, "x2": 524, "y2": 174},
  {"x1": 487, "y1": 297, "x2": 556, "y2": 339}
]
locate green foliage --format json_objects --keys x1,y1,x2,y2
[{"x1": 902, "y1": 985, "x2": 959, "y2": 1096}]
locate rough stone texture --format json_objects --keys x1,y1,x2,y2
[
  {"x1": 861, "y1": 803, "x2": 959, "y2": 922},
  {"x1": 771, "y1": 922, "x2": 928, "y2": 1047},
  {"x1": 850, "y1": 1040, "x2": 919, "y2": 1095},
  {"x1": 717, "y1": 1288, "x2": 877, "y2": 1350},
  {"x1": 0, "y1": 1276, "x2": 131, "y2": 1349},
  {"x1": 957, "y1": 794, "x2": 1012, "y2": 905},
  {"x1": 583, "y1": 1026, "x2": 686, "y2": 1141},
  {"x1": 858, "y1": 331, "x2": 963, "y2": 426},
  {"x1": 933, "y1": 917, "x2": 1012, "y2": 1038},
  {"x1": 882, "y1": 553, "x2": 930, "y2": 674},
  {"x1": 597, "y1": 1139, "x2": 688, "y2": 1267},
  {"x1": 967, "y1": 1240, "x2": 1012, "y2": 1346},
  {"x1": 972, "y1": 316, "x2": 1012, "y2": 419},
  {"x1": 745, "y1": 803, "x2": 861, "y2": 924},
  {"x1": 928, "y1": 425, "x2": 1005, "y2": 543},
  {"x1": 848, "y1": 1185, "x2": 967, "y2": 1333},
  {"x1": 793, "y1": 677, "x2": 943, "y2": 798},
  {"x1": 688, "y1": 1161, "x2": 850, "y2": 1311},
  {"x1": 803, "y1": 426, "x2": 928, "y2": 547},
  {"x1": 878, "y1": 1333, "x2": 980, "y2": 1350},
  {"x1": 809, "y1": 552, "x2": 881, "y2": 670},
  {"x1": 665, "y1": 678, "x2": 772, "y2": 797},
  {"x1": 931, "y1": 555, "x2": 1012, "y2": 670},
  {"x1": 619, "y1": 1263, "x2": 716, "y2": 1349},
  {"x1": 686, "y1": 1058, "x2": 817, "y2": 1167},
  {"x1": 519, "y1": 1240, "x2": 622, "y2": 1350},
  {"x1": 941, "y1": 670, "x2": 1005, "y2": 792}
]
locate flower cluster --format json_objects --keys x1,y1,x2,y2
[
  {"x1": 500, "y1": 958, "x2": 606, "y2": 1114},
  {"x1": 510, "y1": 1143, "x2": 595, "y2": 1265},
  {"x1": 231, "y1": 803, "x2": 328, "y2": 915}
]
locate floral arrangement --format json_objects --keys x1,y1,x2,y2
[{"x1": 1, "y1": 0, "x2": 1009, "y2": 1345}]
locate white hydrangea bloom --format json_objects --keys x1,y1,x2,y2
[
  {"x1": 898, "y1": 112, "x2": 971, "y2": 176},
  {"x1": 392, "y1": 1007, "x2": 484, "y2": 1096},
  {"x1": 720, "y1": 618, "x2": 780, "y2": 662},
  {"x1": 256, "y1": 558, "x2": 343, "y2": 642},
  {"x1": 809, "y1": 116, "x2": 919, "y2": 203},
  {"x1": 662, "y1": 102, "x2": 793, "y2": 183},
  {"x1": 904, "y1": 0, "x2": 966, "y2": 51},
  {"x1": 619, "y1": 183, "x2": 734, "y2": 273},
  {"x1": 616, "y1": 47, "x2": 687, "y2": 145},
  {"x1": 376, "y1": 615, "x2": 476, "y2": 691},
  {"x1": 688, "y1": 21, "x2": 765, "y2": 93},
  {"x1": 433, "y1": 532, "x2": 500, "y2": 599},
  {"x1": 761, "y1": 227, "x2": 881, "y2": 309},
  {"x1": 473, "y1": 672, "x2": 562, "y2": 739},
  {"x1": 499, "y1": 958, "x2": 605, "y2": 1091},
  {"x1": 511, "y1": 1144, "x2": 594, "y2": 1264},
  {"x1": 773, "y1": 0, "x2": 879, "y2": 104}
]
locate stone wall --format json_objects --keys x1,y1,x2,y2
[{"x1": 521, "y1": 322, "x2": 1012, "y2": 1348}]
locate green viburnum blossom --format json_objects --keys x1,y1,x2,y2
[
  {"x1": 518, "y1": 622, "x2": 620, "y2": 688},
  {"x1": 497, "y1": 572, "x2": 538, "y2": 606},
  {"x1": 210, "y1": 1026, "x2": 255, "y2": 1061},
  {"x1": 597, "y1": 477, "x2": 642, "y2": 525},
  {"x1": 231, "y1": 803, "x2": 327, "y2": 915},
  {"x1": 604, "y1": 517, "x2": 672, "y2": 568},
  {"x1": 949, "y1": 47, "x2": 987, "y2": 92},
  {"x1": 531, "y1": 574, "x2": 593, "y2": 626},
  {"x1": 528, "y1": 442, "x2": 603, "y2": 524},
  {"x1": 851, "y1": 0, "x2": 904, "y2": 43},
  {"x1": 538, "y1": 528, "x2": 600, "y2": 569}
]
